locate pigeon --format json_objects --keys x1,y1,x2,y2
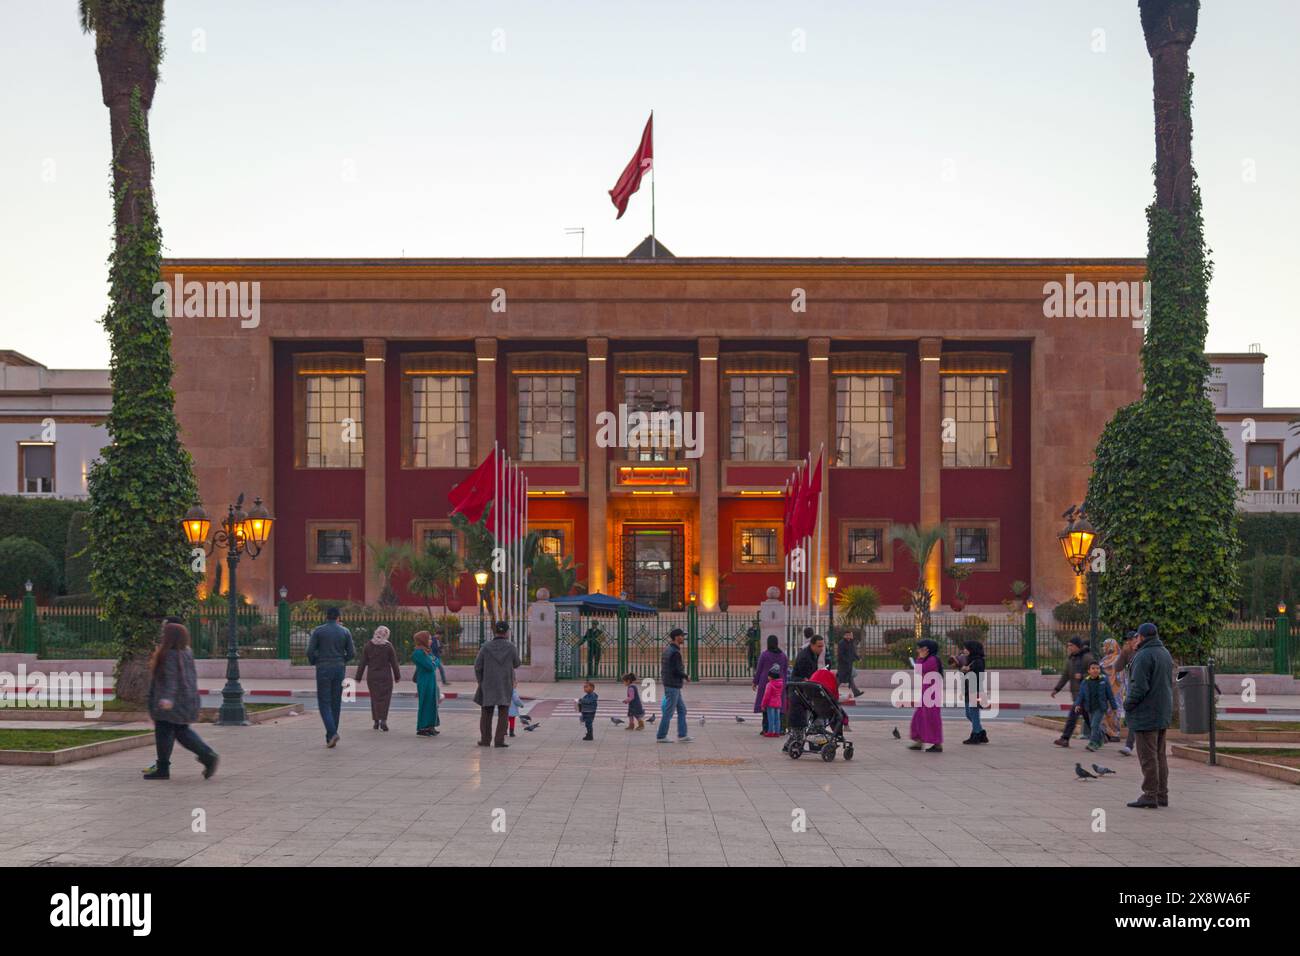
[
  {"x1": 611, "y1": 717, "x2": 624, "y2": 725},
  {"x1": 646, "y1": 714, "x2": 656, "y2": 723},
  {"x1": 1092, "y1": 764, "x2": 1116, "y2": 776},
  {"x1": 699, "y1": 716, "x2": 706, "y2": 726},
  {"x1": 1075, "y1": 763, "x2": 1098, "y2": 780},
  {"x1": 519, "y1": 714, "x2": 533, "y2": 726},
  {"x1": 892, "y1": 726, "x2": 901, "y2": 740},
  {"x1": 734, "y1": 716, "x2": 745, "y2": 723},
  {"x1": 524, "y1": 722, "x2": 541, "y2": 732}
]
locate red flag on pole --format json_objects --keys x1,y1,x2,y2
[
  {"x1": 609, "y1": 113, "x2": 653, "y2": 219},
  {"x1": 448, "y1": 448, "x2": 498, "y2": 522},
  {"x1": 797, "y1": 452, "x2": 823, "y2": 542}
]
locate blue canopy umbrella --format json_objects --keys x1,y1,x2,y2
[{"x1": 550, "y1": 593, "x2": 659, "y2": 615}]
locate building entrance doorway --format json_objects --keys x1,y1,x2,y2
[{"x1": 621, "y1": 525, "x2": 685, "y2": 610}]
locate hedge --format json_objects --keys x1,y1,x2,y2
[
  {"x1": 0, "y1": 536, "x2": 59, "y2": 600},
  {"x1": 1238, "y1": 512, "x2": 1300, "y2": 558},
  {"x1": 1238, "y1": 553, "x2": 1299, "y2": 619},
  {"x1": 0, "y1": 496, "x2": 88, "y2": 591}
]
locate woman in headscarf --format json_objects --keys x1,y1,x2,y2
[
  {"x1": 1099, "y1": 636, "x2": 1126, "y2": 742},
  {"x1": 907, "y1": 638, "x2": 944, "y2": 752},
  {"x1": 752, "y1": 634, "x2": 789, "y2": 734},
  {"x1": 412, "y1": 630, "x2": 440, "y2": 736},
  {"x1": 958, "y1": 639, "x2": 988, "y2": 745},
  {"x1": 355, "y1": 624, "x2": 402, "y2": 731}
]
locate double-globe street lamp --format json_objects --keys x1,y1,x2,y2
[
  {"x1": 182, "y1": 493, "x2": 274, "y2": 726},
  {"x1": 1058, "y1": 505, "x2": 1100, "y2": 648}
]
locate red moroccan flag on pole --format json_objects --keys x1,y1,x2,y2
[
  {"x1": 609, "y1": 113, "x2": 654, "y2": 220},
  {"x1": 798, "y1": 452, "x2": 823, "y2": 543},
  {"x1": 448, "y1": 448, "x2": 498, "y2": 522}
]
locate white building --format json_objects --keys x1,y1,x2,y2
[
  {"x1": 0, "y1": 351, "x2": 110, "y2": 499},
  {"x1": 1209, "y1": 349, "x2": 1300, "y2": 512}
]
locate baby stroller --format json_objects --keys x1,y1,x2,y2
[{"x1": 784, "y1": 680, "x2": 854, "y2": 762}]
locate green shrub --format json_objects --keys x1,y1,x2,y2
[
  {"x1": 1237, "y1": 553, "x2": 1300, "y2": 618},
  {"x1": 1053, "y1": 599, "x2": 1090, "y2": 625},
  {"x1": 882, "y1": 627, "x2": 915, "y2": 663},
  {"x1": 0, "y1": 496, "x2": 89, "y2": 591},
  {"x1": 1239, "y1": 513, "x2": 1300, "y2": 558},
  {"x1": 0, "y1": 536, "x2": 59, "y2": 600}
]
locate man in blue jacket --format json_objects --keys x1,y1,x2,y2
[
  {"x1": 656, "y1": 628, "x2": 693, "y2": 743},
  {"x1": 307, "y1": 607, "x2": 356, "y2": 748},
  {"x1": 1123, "y1": 621, "x2": 1174, "y2": 808}
]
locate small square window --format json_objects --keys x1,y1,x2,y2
[{"x1": 306, "y1": 521, "x2": 361, "y2": 573}]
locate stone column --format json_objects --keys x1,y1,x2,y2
[
  {"x1": 363, "y1": 338, "x2": 387, "y2": 606},
  {"x1": 475, "y1": 337, "x2": 498, "y2": 460},
  {"x1": 526, "y1": 590, "x2": 556, "y2": 681},
  {"x1": 918, "y1": 337, "x2": 943, "y2": 608},
  {"x1": 586, "y1": 338, "x2": 609, "y2": 595},
  {"x1": 698, "y1": 337, "x2": 721, "y2": 610},
  {"x1": 807, "y1": 338, "x2": 831, "y2": 609}
]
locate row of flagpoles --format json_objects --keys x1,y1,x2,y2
[
  {"x1": 782, "y1": 446, "x2": 826, "y2": 636},
  {"x1": 447, "y1": 442, "x2": 528, "y2": 628}
]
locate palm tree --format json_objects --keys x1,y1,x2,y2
[
  {"x1": 1284, "y1": 418, "x2": 1299, "y2": 479},
  {"x1": 408, "y1": 541, "x2": 463, "y2": 620},
  {"x1": 366, "y1": 539, "x2": 412, "y2": 609},
  {"x1": 80, "y1": 1, "x2": 200, "y2": 704},
  {"x1": 890, "y1": 524, "x2": 945, "y2": 642}
]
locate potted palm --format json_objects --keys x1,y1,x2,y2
[
  {"x1": 890, "y1": 524, "x2": 945, "y2": 643},
  {"x1": 946, "y1": 563, "x2": 973, "y2": 612}
]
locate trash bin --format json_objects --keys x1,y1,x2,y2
[{"x1": 1177, "y1": 665, "x2": 1212, "y2": 734}]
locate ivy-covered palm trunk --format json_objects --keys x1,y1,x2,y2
[
  {"x1": 83, "y1": 0, "x2": 200, "y2": 703},
  {"x1": 1087, "y1": 1, "x2": 1239, "y2": 679}
]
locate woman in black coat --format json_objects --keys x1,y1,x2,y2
[
  {"x1": 835, "y1": 629, "x2": 863, "y2": 698},
  {"x1": 144, "y1": 622, "x2": 219, "y2": 780},
  {"x1": 957, "y1": 639, "x2": 988, "y2": 745}
]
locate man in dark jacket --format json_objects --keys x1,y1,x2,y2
[
  {"x1": 655, "y1": 628, "x2": 693, "y2": 743},
  {"x1": 307, "y1": 607, "x2": 356, "y2": 748},
  {"x1": 1051, "y1": 636, "x2": 1095, "y2": 747},
  {"x1": 475, "y1": 620, "x2": 522, "y2": 747},
  {"x1": 1124, "y1": 622, "x2": 1174, "y2": 808},
  {"x1": 784, "y1": 634, "x2": 824, "y2": 747}
]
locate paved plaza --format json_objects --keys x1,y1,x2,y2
[{"x1": 2, "y1": 686, "x2": 1299, "y2": 868}]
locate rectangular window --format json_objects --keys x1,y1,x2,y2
[
  {"x1": 945, "y1": 520, "x2": 1000, "y2": 572},
  {"x1": 20, "y1": 444, "x2": 54, "y2": 494},
  {"x1": 839, "y1": 520, "x2": 892, "y2": 571},
  {"x1": 296, "y1": 354, "x2": 365, "y2": 469},
  {"x1": 1246, "y1": 443, "x2": 1281, "y2": 491},
  {"x1": 623, "y1": 374, "x2": 685, "y2": 461},
  {"x1": 411, "y1": 375, "x2": 471, "y2": 467},
  {"x1": 535, "y1": 528, "x2": 565, "y2": 558},
  {"x1": 307, "y1": 521, "x2": 360, "y2": 572},
  {"x1": 412, "y1": 520, "x2": 461, "y2": 558},
  {"x1": 518, "y1": 375, "x2": 578, "y2": 461},
  {"x1": 942, "y1": 374, "x2": 1005, "y2": 467},
  {"x1": 835, "y1": 376, "x2": 896, "y2": 467},
  {"x1": 733, "y1": 522, "x2": 783, "y2": 571},
  {"x1": 729, "y1": 376, "x2": 789, "y2": 461}
]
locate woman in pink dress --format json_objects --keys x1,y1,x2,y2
[{"x1": 908, "y1": 639, "x2": 944, "y2": 752}]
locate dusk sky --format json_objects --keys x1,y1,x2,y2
[{"x1": 3, "y1": 0, "x2": 1297, "y2": 404}]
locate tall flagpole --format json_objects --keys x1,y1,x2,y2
[
  {"x1": 492, "y1": 440, "x2": 499, "y2": 622},
  {"x1": 650, "y1": 110, "x2": 656, "y2": 258}
]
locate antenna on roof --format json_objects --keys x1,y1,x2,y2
[
  {"x1": 1248, "y1": 343, "x2": 1261, "y2": 353},
  {"x1": 564, "y1": 226, "x2": 585, "y2": 257}
]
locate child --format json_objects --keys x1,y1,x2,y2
[
  {"x1": 622, "y1": 672, "x2": 645, "y2": 730},
  {"x1": 760, "y1": 665, "x2": 784, "y2": 737},
  {"x1": 577, "y1": 682, "x2": 599, "y2": 741},
  {"x1": 507, "y1": 680, "x2": 523, "y2": 738},
  {"x1": 1075, "y1": 661, "x2": 1118, "y2": 752}
]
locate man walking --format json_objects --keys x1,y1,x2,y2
[
  {"x1": 656, "y1": 627, "x2": 693, "y2": 743},
  {"x1": 1051, "y1": 636, "x2": 1095, "y2": 747},
  {"x1": 475, "y1": 620, "x2": 521, "y2": 748},
  {"x1": 307, "y1": 607, "x2": 355, "y2": 748},
  {"x1": 783, "y1": 633, "x2": 824, "y2": 751},
  {"x1": 1124, "y1": 622, "x2": 1174, "y2": 809}
]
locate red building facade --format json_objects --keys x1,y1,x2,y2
[{"x1": 166, "y1": 254, "x2": 1144, "y2": 613}]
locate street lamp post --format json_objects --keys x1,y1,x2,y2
[
  {"x1": 474, "y1": 570, "x2": 489, "y2": 645},
  {"x1": 182, "y1": 493, "x2": 273, "y2": 726},
  {"x1": 1058, "y1": 505, "x2": 1100, "y2": 649},
  {"x1": 825, "y1": 572, "x2": 838, "y2": 642}
]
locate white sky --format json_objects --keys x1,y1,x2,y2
[{"x1": 2, "y1": 0, "x2": 1297, "y2": 405}]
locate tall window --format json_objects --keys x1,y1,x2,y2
[
  {"x1": 297, "y1": 354, "x2": 365, "y2": 469},
  {"x1": 623, "y1": 375, "x2": 684, "y2": 460},
  {"x1": 1246, "y1": 443, "x2": 1281, "y2": 491},
  {"x1": 518, "y1": 375, "x2": 577, "y2": 461},
  {"x1": 942, "y1": 375, "x2": 1002, "y2": 467},
  {"x1": 836, "y1": 376, "x2": 895, "y2": 467},
  {"x1": 20, "y1": 444, "x2": 54, "y2": 494},
  {"x1": 411, "y1": 376, "x2": 471, "y2": 467},
  {"x1": 729, "y1": 376, "x2": 789, "y2": 461}
]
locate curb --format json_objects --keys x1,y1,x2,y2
[{"x1": 1170, "y1": 743, "x2": 1300, "y2": 785}]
